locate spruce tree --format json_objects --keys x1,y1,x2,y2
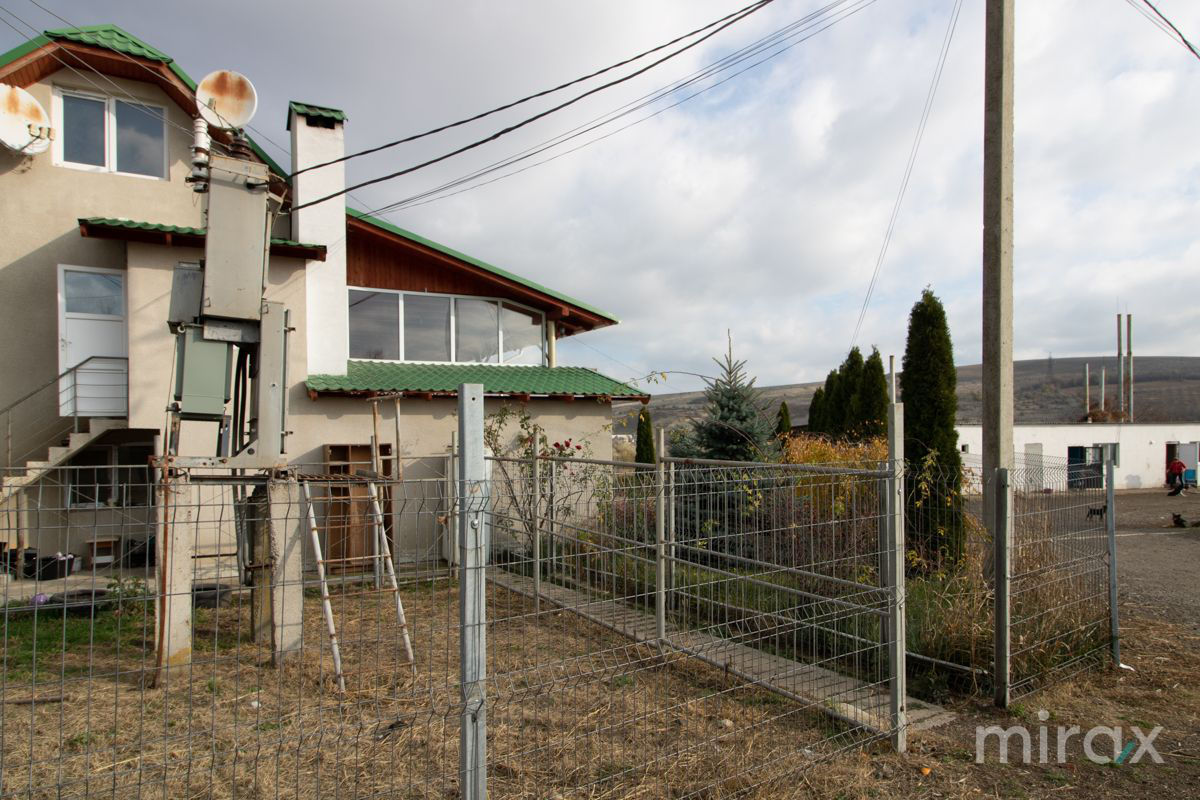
[
  {"x1": 687, "y1": 341, "x2": 773, "y2": 462},
  {"x1": 858, "y1": 348, "x2": 889, "y2": 438},
  {"x1": 634, "y1": 407, "x2": 656, "y2": 464},
  {"x1": 775, "y1": 401, "x2": 792, "y2": 440},
  {"x1": 818, "y1": 370, "x2": 839, "y2": 435},
  {"x1": 900, "y1": 288, "x2": 963, "y2": 564},
  {"x1": 807, "y1": 387, "x2": 826, "y2": 434}
]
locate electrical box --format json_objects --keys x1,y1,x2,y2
[
  {"x1": 203, "y1": 154, "x2": 270, "y2": 321},
  {"x1": 168, "y1": 262, "x2": 204, "y2": 327},
  {"x1": 174, "y1": 326, "x2": 233, "y2": 420}
]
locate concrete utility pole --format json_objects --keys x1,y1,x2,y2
[
  {"x1": 1127, "y1": 315, "x2": 1134, "y2": 422},
  {"x1": 982, "y1": 0, "x2": 1015, "y2": 540}
]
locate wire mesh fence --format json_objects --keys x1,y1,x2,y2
[
  {"x1": 900, "y1": 451, "x2": 1115, "y2": 700},
  {"x1": 0, "y1": 435, "x2": 1116, "y2": 797},
  {"x1": 1, "y1": 446, "x2": 906, "y2": 799}
]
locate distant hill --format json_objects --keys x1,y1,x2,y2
[{"x1": 612, "y1": 356, "x2": 1200, "y2": 435}]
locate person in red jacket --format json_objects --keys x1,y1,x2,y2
[{"x1": 1168, "y1": 457, "x2": 1186, "y2": 496}]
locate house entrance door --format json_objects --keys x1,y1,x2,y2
[{"x1": 58, "y1": 266, "x2": 127, "y2": 417}]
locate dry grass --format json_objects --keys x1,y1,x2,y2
[{"x1": 2, "y1": 580, "x2": 872, "y2": 799}]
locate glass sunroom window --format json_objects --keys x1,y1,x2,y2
[
  {"x1": 454, "y1": 299, "x2": 499, "y2": 363},
  {"x1": 501, "y1": 304, "x2": 543, "y2": 365},
  {"x1": 404, "y1": 295, "x2": 451, "y2": 361},
  {"x1": 348, "y1": 290, "x2": 399, "y2": 360},
  {"x1": 348, "y1": 289, "x2": 545, "y2": 364}
]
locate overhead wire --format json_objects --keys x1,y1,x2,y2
[
  {"x1": 1127, "y1": 0, "x2": 1200, "y2": 61},
  {"x1": 848, "y1": 0, "x2": 963, "y2": 350},
  {"x1": 367, "y1": 0, "x2": 879, "y2": 216},
  {"x1": 289, "y1": 0, "x2": 778, "y2": 212},
  {"x1": 291, "y1": 0, "x2": 776, "y2": 179}
]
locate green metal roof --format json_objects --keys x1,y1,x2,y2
[
  {"x1": 79, "y1": 217, "x2": 324, "y2": 252},
  {"x1": 347, "y1": 208, "x2": 619, "y2": 324},
  {"x1": 307, "y1": 362, "x2": 645, "y2": 399},
  {"x1": 0, "y1": 25, "x2": 288, "y2": 179},
  {"x1": 287, "y1": 101, "x2": 347, "y2": 130},
  {"x1": 45, "y1": 24, "x2": 170, "y2": 61}
]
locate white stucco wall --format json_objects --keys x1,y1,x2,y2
[{"x1": 956, "y1": 423, "x2": 1200, "y2": 489}]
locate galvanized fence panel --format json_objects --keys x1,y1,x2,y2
[
  {"x1": 900, "y1": 451, "x2": 1115, "y2": 701},
  {"x1": 484, "y1": 452, "x2": 905, "y2": 797}
]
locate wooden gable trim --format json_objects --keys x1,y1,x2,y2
[{"x1": 347, "y1": 216, "x2": 603, "y2": 336}]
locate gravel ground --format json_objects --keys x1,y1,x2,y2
[{"x1": 1115, "y1": 489, "x2": 1200, "y2": 632}]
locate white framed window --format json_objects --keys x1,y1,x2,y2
[
  {"x1": 52, "y1": 87, "x2": 168, "y2": 179},
  {"x1": 348, "y1": 288, "x2": 547, "y2": 365}
]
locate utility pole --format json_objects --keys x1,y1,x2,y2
[
  {"x1": 982, "y1": 0, "x2": 1015, "y2": 540},
  {"x1": 1117, "y1": 314, "x2": 1124, "y2": 416}
]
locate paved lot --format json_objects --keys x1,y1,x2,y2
[{"x1": 1115, "y1": 489, "x2": 1200, "y2": 632}]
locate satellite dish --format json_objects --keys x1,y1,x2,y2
[
  {"x1": 195, "y1": 70, "x2": 258, "y2": 130},
  {"x1": 0, "y1": 84, "x2": 51, "y2": 155}
]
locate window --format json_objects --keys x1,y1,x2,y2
[
  {"x1": 404, "y1": 295, "x2": 451, "y2": 362},
  {"x1": 347, "y1": 289, "x2": 545, "y2": 365},
  {"x1": 55, "y1": 89, "x2": 167, "y2": 178},
  {"x1": 348, "y1": 290, "x2": 399, "y2": 360},
  {"x1": 63, "y1": 269, "x2": 124, "y2": 316}
]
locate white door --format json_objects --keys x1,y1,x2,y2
[{"x1": 58, "y1": 265, "x2": 128, "y2": 417}]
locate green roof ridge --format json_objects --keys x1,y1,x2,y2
[
  {"x1": 346, "y1": 207, "x2": 619, "y2": 324},
  {"x1": 307, "y1": 362, "x2": 645, "y2": 398},
  {"x1": 0, "y1": 24, "x2": 289, "y2": 179}
]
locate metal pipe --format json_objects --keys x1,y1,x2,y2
[
  {"x1": 1127, "y1": 314, "x2": 1134, "y2": 422},
  {"x1": 1084, "y1": 363, "x2": 1090, "y2": 420},
  {"x1": 1117, "y1": 314, "x2": 1124, "y2": 415}
]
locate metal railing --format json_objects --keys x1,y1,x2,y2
[{"x1": 1, "y1": 356, "x2": 128, "y2": 469}]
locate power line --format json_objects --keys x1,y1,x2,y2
[
  {"x1": 1128, "y1": 0, "x2": 1200, "y2": 61},
  {"x1": 289, "y1": 0, "x2": 776, "y2": 212},
  {"x1": 291, "y1": 0, "x2": 776, "y2": 179},
  {"x1": 367, "y1": 0, "x2": 879, "y2": 216},
  {"x1": 849, "y1": 0, "x2": 963, "y2": 349}
]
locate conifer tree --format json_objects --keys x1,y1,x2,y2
[
  {"x1": 816, "y1": 370, "x2": 839, "y2": 435},
  {"x1": 635, "y1": 407, "x2": 656, "y2": 464},
  {"x1": 683, "y1": 339, "x2": 773, "y2": 462},
  {"x1": 858, "y1": 348, "x2": 889, "y2": 438},
  {"x1": 834, "y1": 347, "x2": 865, "y2": 435},
  {"x1": 900, "y1": 288, "x2": 963, "y2": 564},
  {"x1": 807, "y1": 387, "x2": 826, "y2": 433},
  {"x1": 775, "y1": 401, "x2": 792, "y2": 440}
]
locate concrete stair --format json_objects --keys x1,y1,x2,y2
[{"x1": 1, "y1": 419, "x2": 126, "y2": 504}]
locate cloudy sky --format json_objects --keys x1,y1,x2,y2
[{"x1": 4, "y1": 0, "x2": 1198, "y2": 392}]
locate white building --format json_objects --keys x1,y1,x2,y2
[{"x1": 956, "y1": 423, "x2": 1200, "y2": 490}]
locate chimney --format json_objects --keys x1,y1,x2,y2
[{"x1": 289, "y1": 102, "x2": 348, "y2": 376}]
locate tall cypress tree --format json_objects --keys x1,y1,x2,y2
[
  {"x1": 818, "y1": 370, "x2": 840, "y2": 435},
  {"x1": 858, "y1": 348, "x2": 889, "y2": 438},
  {"x1": 900, "y1": 288, "x2": 963, "y2": 564},
  {"x1": 807, "y1": 387, "x2": 826, "y2": 433},
  {"x1": 634, "y1": 407, "x2": 656, "y2": 464},
  {"x1": 831, "y1": 347, "x2": 864, "y2": 436},
  {"x1": 775, "y1": 400, "x2": 792, "y2": 440}
]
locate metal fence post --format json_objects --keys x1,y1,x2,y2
[
  {"x1": 1105, "y1": 451, "x2": 1120, "y2": 666},
  {"x1": 655, "y1": 427, "x2": 666, "y2": 644},
  {"x1": 886, "y1": 401, "x2": 907, "y2": 753},
  {"x1": 667, "y1": 459, "x2": 676, "y2": 615},
  {"x1": 458, "y1": 384, "x2": 487, "y2": 799},
  {"x1": 993, "y1": 467, "x2": 1012, "y2": 708},
  {"x1": 531, "y1": 434, "x2": 541, "y2": 616}
]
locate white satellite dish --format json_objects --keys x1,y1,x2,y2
[
  {"x1": 0, "y1": 84, "x2": 51, "y2": 155},
  {"x1": 195, "y1": 70, "x2": 258, "y2": 130}
]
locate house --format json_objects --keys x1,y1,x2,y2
[{"x1": 0, "y1": 24, "x2": 645, "y2": 570}]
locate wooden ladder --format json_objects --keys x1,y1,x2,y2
[{"x1": 300, "y1": 481, "x2": 416, "y2": 693}]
